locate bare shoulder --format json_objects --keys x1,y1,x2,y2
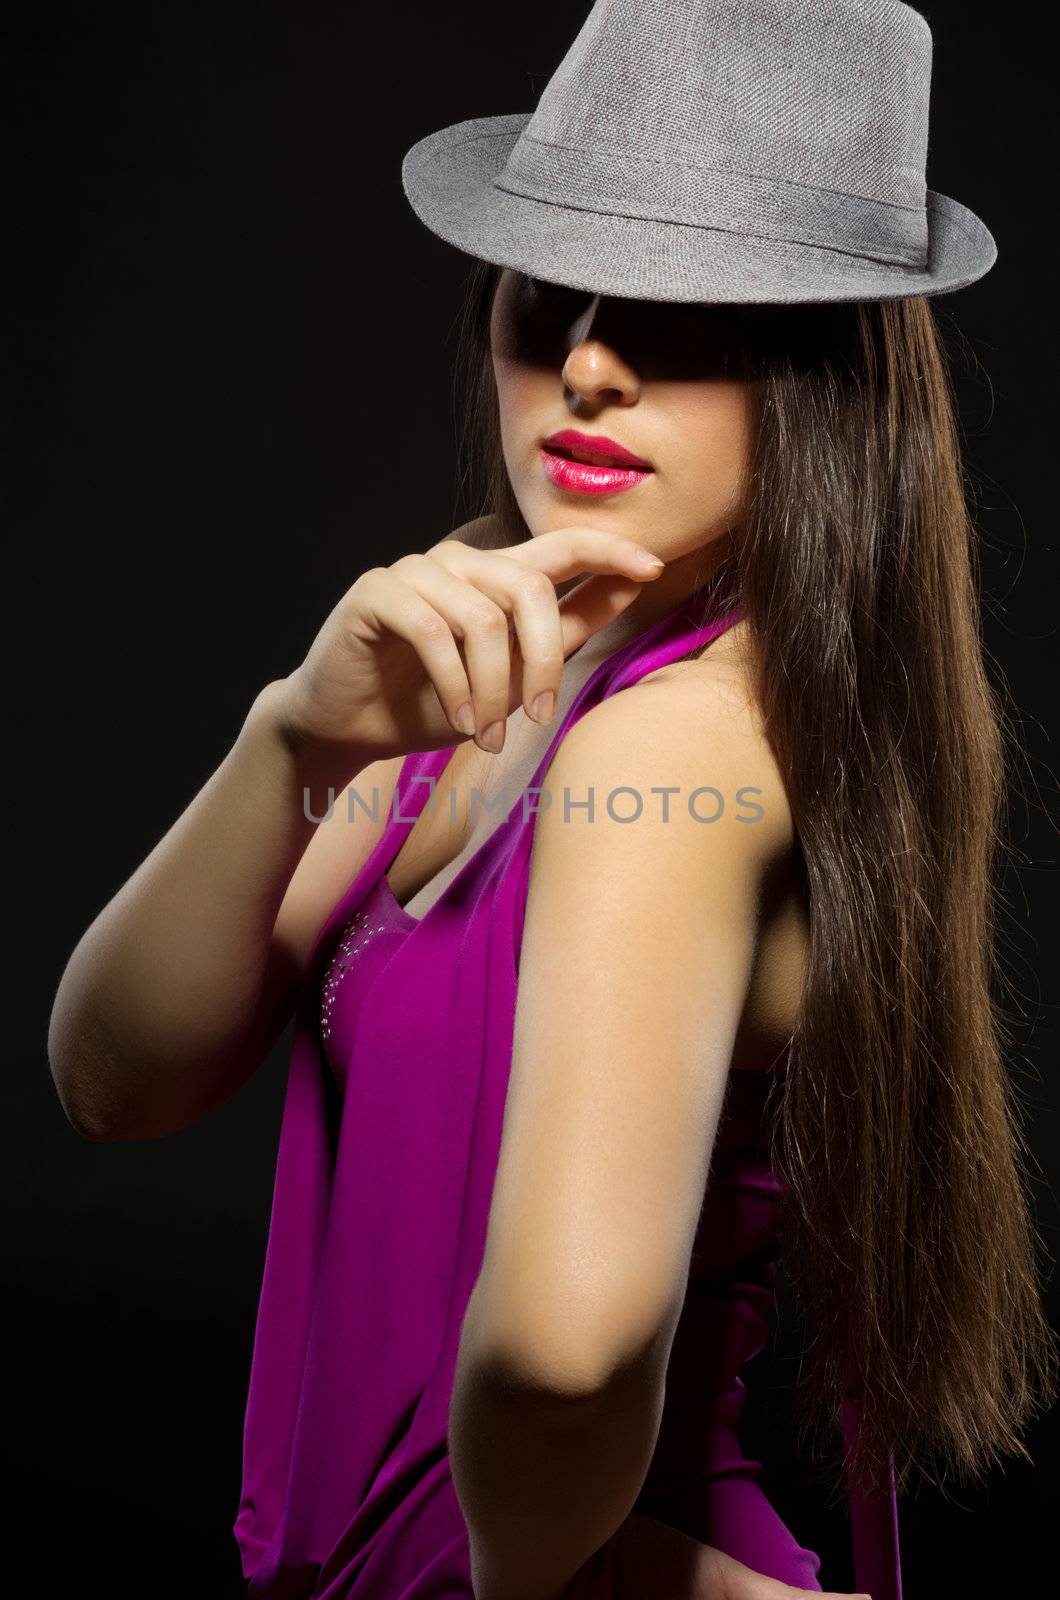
[
  {"x1": 633, "y1": 613, "x2": 757, "y2": 716},
  {"x1": 533, "y1": 618, "x2": 794, "y2": 876}
]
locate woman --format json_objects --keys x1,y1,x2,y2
[{"x1": 48, "y1": 3, "x2": 1055, "y2": 1598}]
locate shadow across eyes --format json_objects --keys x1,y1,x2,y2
[{"x1": 506, "y1": 273, "x2": 825, "y2": 382}]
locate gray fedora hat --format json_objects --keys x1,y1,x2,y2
[{"x1": 401, "y1": 0, "x2": 996, "y2": 303}]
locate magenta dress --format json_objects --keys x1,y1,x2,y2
[{"x1": 234, "y1": 589, "x2": 903, "y2": 1600}]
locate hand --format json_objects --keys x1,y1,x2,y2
[
  {"x1": 272, "y1": 514, "x2": 666, "y2": 779},
  {"x1": 557, "y1": 1514, "x2": 872, "y2": 1600}
]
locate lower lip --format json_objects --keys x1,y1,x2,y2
[{"x1": 539, "y1": 448, "x2": 654, "y2": 495}]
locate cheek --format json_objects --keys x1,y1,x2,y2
[
  {"x1": 491, "y1": 350, "x2": 539, "y2": 439},
  {"x1": 674, "y1": 383, "x2": 755, "y2": 492},
  {"x1": 491, "y1": 347, "x2": 513, "y2": 410}
]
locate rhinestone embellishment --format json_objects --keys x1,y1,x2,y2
[{"x1": 320, "y1": 907, "x2": 386, "y2": 1044}]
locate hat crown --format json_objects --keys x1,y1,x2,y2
[
  {"x1": 401, "y1": 0, "x2": 996, "y2": 301},
  {"x1": 514, "y1": 0, "x2": 933, "y2": 210}
]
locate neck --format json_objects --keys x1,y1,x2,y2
[{"x1": 559, "y1": 527, "x2": 738, "y2": 665}]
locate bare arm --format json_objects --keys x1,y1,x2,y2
[
  {"x1": 449, "y1": 666, "x2": 796, "y2": 1600},
  {"x1": 47, "y1": 526, "x2": 668, "y2": 1144},
  {"x1": 47, "y1": 680, "x2": 398, "y2": 1142}
]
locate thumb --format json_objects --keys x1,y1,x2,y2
[{"x1": 720, "y1": 1559, "x2": 871, "y2": 1600}]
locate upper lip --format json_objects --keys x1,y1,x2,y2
[{"x1": 542, "y1": 429, "x2": 654, "y2": 470}]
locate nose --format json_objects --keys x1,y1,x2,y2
[{"x1": 560, "y1": 294, "x2": 642, "y2": 408}]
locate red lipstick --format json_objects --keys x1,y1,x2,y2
[{"x1": 540, "y1": 428, "x2": 655, "y2": 496}]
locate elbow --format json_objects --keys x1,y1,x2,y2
[
  {"x1": 464, "y1": 1329, "x2": 619, "y2": 1404},
  {"x1": 461, "y1": 1278, "x2": 676, "y2": 1402},
  {"x1": 48, "y1": 959, "x2": 116, "y2": 1140},
  {"x1": 50, "y1": 1062, "x2": 179, "y2": 1143},
  {"x1": 62, "y1": 1099, "x2": 121, "y2": 1143},
  {"x1": 47, "y1": 1025, "x2": 122, "y2": 1143},
  {"x1": 47, "y1": 996, "x2": 162, "y2": 1144},
  {"x1": 49, "y1": 1068, "x2": 116, "y2": 1143},
  {"x1": 47, "y1": 1009, "x2": 99, "y2": 1140}
]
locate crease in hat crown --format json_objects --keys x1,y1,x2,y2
[
  {"x1": 401, "y1": 0, "x2": 997, "y2": 302},
  {"x1": 497, "y1": 0, "x2": 933, "y2": 265}
]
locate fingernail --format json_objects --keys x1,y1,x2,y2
[
  {"x1": 636, "y1": 548, "x2": 665, "y2": 568},
  {"x1": 531, "y1": 690, "x2": 555, "y2": 724},
  {"x1": 481, "y1": 720, "x2": 505, "y2": 752},
  {"x1": 454, "y1": 702, "x2": 476, "y2": 734}
]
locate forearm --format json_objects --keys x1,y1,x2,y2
[
  {"x1": 48, "y1": 678, "x2": 368, "y2": 1140},
  {"x1": 449, "y1": 1325, "x2": 668, "y2": 1600}
]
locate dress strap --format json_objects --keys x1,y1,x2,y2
[{"x1": 518, "y1": 590, "x2": 749, "y2": 801}]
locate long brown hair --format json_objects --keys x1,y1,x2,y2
[{"x1": 447, "y1": 258, "x2": 1057, "y2": 1502}]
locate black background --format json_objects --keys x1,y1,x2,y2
[{"x1": 12, "y1": 3, "x2": 1058, "y2": 1594}]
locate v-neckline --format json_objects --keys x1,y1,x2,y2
[
  {"x1": 376, "y1": 587, "x2": 744, "y2": 931},
  {"x1": 377, "y1": 869, "x2": 422, "y2": 929}
]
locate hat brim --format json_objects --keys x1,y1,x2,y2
[{"x1": 402, "y1": 114, "x2": 997, "y2": 303}]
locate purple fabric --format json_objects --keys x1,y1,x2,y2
[{"x1": 234, "y1": 589, "x2": 903, "y2": 1599}]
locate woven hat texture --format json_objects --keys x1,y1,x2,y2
[{"x1": 401, "y1": 0, "x2": 996, "y2": 302}]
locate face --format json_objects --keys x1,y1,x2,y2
[{"x1": 489, "y1": 269, "x2": 757, "y2": 572}]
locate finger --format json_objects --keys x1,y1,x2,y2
[
  {"x1": 553, "y1": 572, "x2": 656, "y2": 656},
  {"x1": 733, "y1": 1578, "x2": 873, "y2": 1600},
  {"x1": 351, "y1": 568, "x2": 476, "y2": 740},
  {"x1": 447, "y1": 512, "x2": 507, "y2": 547},
  {"x1": 419, "y1": 547, "x2": 566, "y2": 727},
  {"x1": 387, "y1": 555, "x2": 516, "y2": 753},
  {"x1": 711, "y1": 1547, "x2": 871, "y2": 1600},
  {"x1": 504, "y1": 526, "x2": 666, "y2": 659},
  {"x1": 434, "y1": 532, "x2": 665, "y2": 685},
  {"x1": 497, "y1": 526, "x2": 666, "y2": 587}
]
